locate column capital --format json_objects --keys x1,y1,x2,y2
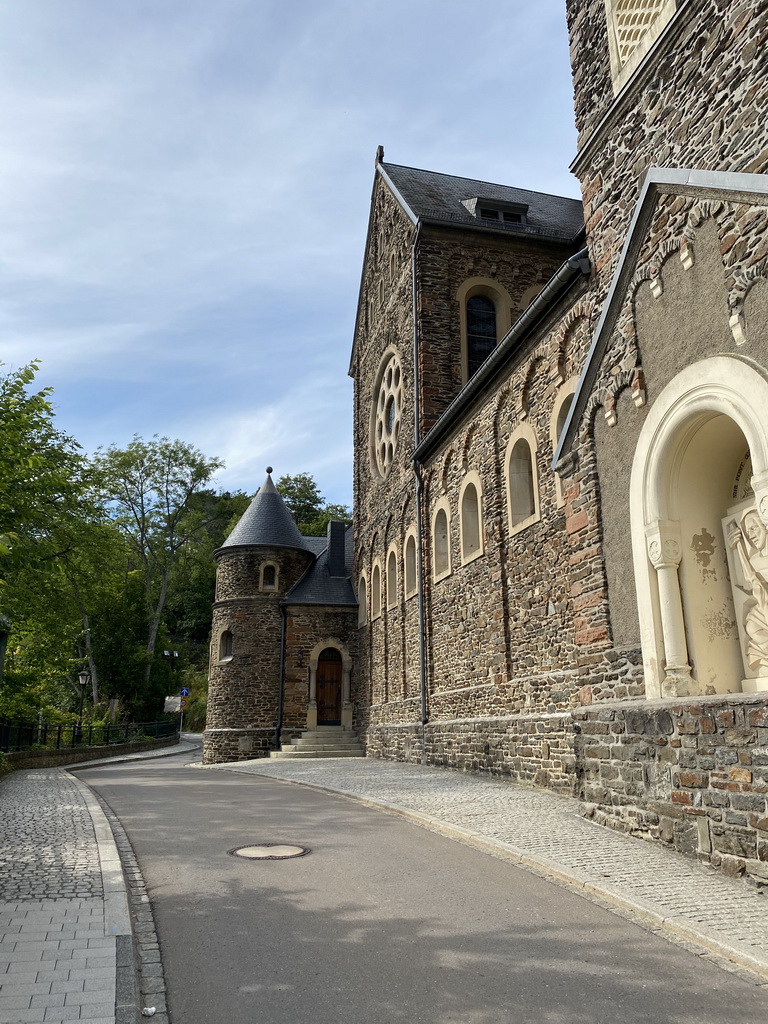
[{"x1": 645, "y1": 519, "x2": 683, "y2": 569}]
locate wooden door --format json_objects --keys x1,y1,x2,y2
[{"x1": 317, "y1": 648, "x2": 342, "y2": 725}]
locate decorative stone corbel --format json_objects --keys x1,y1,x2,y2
[
  {"x1": 604, "y1": 392, "x2": 617, "y2": 427},
  {"x1": 730, "y1": 311, "x2": 747, "y2": 346},
  {"x1": 631, "y1": 368, "x2": 647, "y2": 408},
  {"x1": 679, "y1": 237, "x2": 695, "y2": 271},
  {"x1": 650, "y1": 269, "x2": 663, "y2": 299}
]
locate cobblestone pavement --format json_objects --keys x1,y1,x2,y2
[
  {"x1": 0, "y1": 743, "x2": 197, "y2": 1024},
  {"x1": 0, "y1": 770, "x2": 117, "y2": 1024},
  {"x1": 208, "y1": 757, "x2": 768, "y2": 980}
]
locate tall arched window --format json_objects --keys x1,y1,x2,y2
[
  {"x1": 387, "y1": 549, "x2": 398, "y2": 609},
  {"x1": 432, "y1": 503, "x2": 451, "y2": 580},
  {"x1": 466, "y1": 295, "x2": 497, "y2": 378},
  {"x1": 404, "y1": 531, "x2": 417, "y2": 598},
  {"x1": 460, "y1": 475, "x2": 483, "y2": 563},
  {"x1": 505, "y1": 424, "x2": 540, "y2": 535},
  {"x1": 372, "y1": 563, "x2": 382, "y2": 619},
  {"x1": 219, "y1": 630, "x2": 233, "y2": 661},
  {"x1": 551, "y1": 377, "x2": 579, "y2": 508},
  {"x1": 358, "y1": 575, "x2": 368, "y2": 626}
]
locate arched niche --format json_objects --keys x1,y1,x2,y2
[{"x1": 630, "y1": 356, "x2": 768, "y2": 699}]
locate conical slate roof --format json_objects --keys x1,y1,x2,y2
[{"x1": 219, "y1": 469, "x2": 311, "y2": 552}]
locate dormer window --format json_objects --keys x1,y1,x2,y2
[
  {"x1": 462, "y1": 196, "x2": 528, "y2": 229},
  {"x1": 479, "y1": 208, "x2": 524, "y2": 226}
]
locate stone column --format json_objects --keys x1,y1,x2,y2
[
  {"x1": 306, "y1": 664, "x2": 318, "y2": 730},
  {"x1": 646, "y1": 520, "x2": 692, "y2": 696},
  {"x1": 341, "y1": 663, "x2": 353, "y2": 729}
]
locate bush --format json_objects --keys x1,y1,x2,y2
[{"x1": 0, "y1": 750, "x2": 11, "y2": 778}]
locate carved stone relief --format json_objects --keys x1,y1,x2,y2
[{"x1": 723, "y1": 498, "x2": 768, "y2": 692}]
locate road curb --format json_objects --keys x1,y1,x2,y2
[
  {"x1": 217, "y1": 763, "x2": 768, "y2": 985},
  {"x1": 64, "y1": 769, "x2": 140, "y2": 1024}
]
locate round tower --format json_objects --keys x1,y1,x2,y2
[{"x1": 203, "y1": 469, "x2": 314, "y2": 764}]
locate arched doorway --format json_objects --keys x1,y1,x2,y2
[
  {"x1": 630, "y1": 357, "x2": 768, "y2": 698},
  {"x1": 316, "y1": 647, "x2": 343, "y2": 725}
]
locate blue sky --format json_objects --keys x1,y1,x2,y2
[{"x1": 0, "y1": 0, "x2": 580, "y2": 507}]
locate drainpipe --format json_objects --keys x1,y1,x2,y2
[
  {"x1": 275, "y1": 604, "x2": 286, "y2": 751},
  {"x1": 411, "y1": 221, "x2": 429, "y2": 763}
]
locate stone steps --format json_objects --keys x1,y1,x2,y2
[{"x1": 269, "y1": 727, "x2": 365, "y2": 759}]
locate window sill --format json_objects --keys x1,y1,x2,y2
[{"x1": 508, "y1": 511, "x2": 540, "y2": 538}]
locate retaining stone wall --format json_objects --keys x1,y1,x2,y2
[
  {"x1": 6, "y1": 735, "x2": 179, "y2": 770},
  {"x1": 366, "y1": 713, "x2": 578, "y2": 794},
  {"x1": 574, "y1": 692, "x2": 768, "y2": 883}
]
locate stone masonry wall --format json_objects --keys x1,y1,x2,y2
[
  {"x1": 575, "y1": 693, "x2": 768, "y2": 883},
  {"x1": 416, "y1": 226, "x2": 574, "y2": 433},
  {"x1": 282, "y1": 604, "x2": 359, "y2": 739},
  {"x1": 366, "y1": 713, "x2": 577, "y2": 794},
  {"x1": 204, "y1": 545, "x2": 313, "y2": 764}
]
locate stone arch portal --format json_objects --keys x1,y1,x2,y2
[
  {"x1": 306, "y1": 639, "x2": 353, "y2": 729},
  {"x1": 630, "y1": 356, "x2": 768, "y2": 699}
]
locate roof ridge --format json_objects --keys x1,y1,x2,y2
[{"x1": 381, "y1": 161, "x2": 582, "y2": 205}]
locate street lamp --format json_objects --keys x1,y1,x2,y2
[{"x1": 75, "y1": 670, "x2": 90, "y2": 745}]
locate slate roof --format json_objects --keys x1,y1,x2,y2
[
  {"x1": 284, "y1": 526, "x2": 357, "y2": 607},
  {"x1": 218, "y1": 471, "x2": 312, "y2": 552},
  {"x1": 381, "y1": 162, "x2": 584, "y2": 242}
]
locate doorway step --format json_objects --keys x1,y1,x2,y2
[{"x1": 270, "y1": 726, "x2": 364, "y2": 759}]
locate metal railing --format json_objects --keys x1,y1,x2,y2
[{"x1": 0, "y1": 717, "x2": 177, "y2": 753}]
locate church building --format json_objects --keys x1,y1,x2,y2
[{"x1": 205, "y1": 0, "x2": 768, "y2": 882}]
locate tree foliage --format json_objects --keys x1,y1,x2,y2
[{"x1": 276, "y1": 472, "x2": 351, "y2": 536}]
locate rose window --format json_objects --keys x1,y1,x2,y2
[{"x1": 373, "y1": 352, "x2": 402, "y2": 478}]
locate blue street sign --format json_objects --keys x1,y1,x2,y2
[{"x1": 180, "y1": 687, "x2": 190, "y2": 697}]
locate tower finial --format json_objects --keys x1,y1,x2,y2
[
  {"x1": 375, "y1": 145, "x2": 384, "y2": 166},
  {"x1": 266, "y1": 466, "x2": 273, "y2": 475}
]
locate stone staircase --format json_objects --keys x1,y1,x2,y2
[{"x1": 270, "y1": 726, "x2": 365, "y2": 759}]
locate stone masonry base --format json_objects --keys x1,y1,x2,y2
[
  {"x1": 203, "y1": 727, "x2": 275, "y2": 764},
  {"x1": 367, "y1": 692, "x2": 768, "y2": 884}
]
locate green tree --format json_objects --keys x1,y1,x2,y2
[
  {"x1": 276, "y1": 472, "x2": 351, "y2": 536},
  {"x1": 93, "y1": 436, "x2": 224, "y2": 689}
]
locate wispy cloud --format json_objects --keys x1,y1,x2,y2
[{"x1": 0, "y1": 0, "x2": 578, "y2": 506}]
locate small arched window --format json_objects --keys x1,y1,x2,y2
[
  {"x1": 509, "y1": 440, "x2": 535, "y2": 523},
  {"x1": 506, "y1": 424, "x2": 540, "y2": 535},
  {"x1": 358, "y1": 575, "x2": 368, "y2": 626},
  {"x1": 372, "y1": 563, "x2": 382, "y2": 619},
  {"x1": 404, "y1": 532, "x2": 417, "y2": 598},
  {"x1": 460, "y1": 477, "x2": 483, "y2": 563},
  {"x1": 389, "y1": 252, "x2": 396, "y2": 282},
  {"x1": 219, "y1": 630, "x2": 233, "y2": 661},
  {"x1": 260, "y1": 562, "x2": 278, "y2": 591},
  {"x1": 433, "y1": 505, "x2": 451, "y2": 580},
  {"x1": 550, "y1": 377, "x2": 579, "y2": 508},
  {"x1": 387, "y1": 549, "x2": 398, "y2": 609},
  {"x1": 466, "y1": 295, "x2": 497, "y2": 378}
]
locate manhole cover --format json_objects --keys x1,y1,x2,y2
[{"x1": 228, "y1": 844, "x2": 311, "y2": 860}]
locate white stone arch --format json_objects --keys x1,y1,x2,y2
[
  {"x1": 456, "y1": 276, "x2": 514, "y2": 383},
  {"x1": 631, "y1": 355, "x2": 768, "y2": 700},
  {"x1": 458, "y1": 470, "x2": 484, "y2": 565},
  {"x1": 504, "y1": 421, "x2": 541, "y2": 536},
  {"x1": 306, "y1": 638, "x2": 354, "y2": 730}
]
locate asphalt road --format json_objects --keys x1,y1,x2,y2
[{"x1": 77, "y1": 749, "x2": 767, "y2": 1024}]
